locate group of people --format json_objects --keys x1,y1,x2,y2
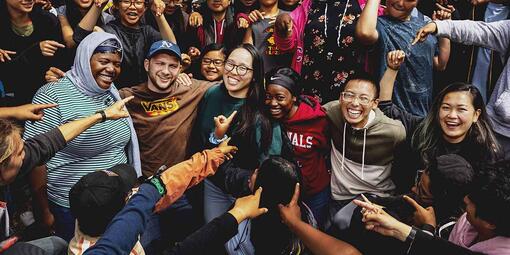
[{"x1": 0, "y1": 0, "x2": 510, "y2": 253}]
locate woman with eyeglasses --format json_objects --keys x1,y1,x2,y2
[
  {"x1": 0, "y1": 0, "x2": 67, "y2": 105},
  {"x1": 192, "y1": 43, "x2": 226, "y2": 81},
  {"x1": 72, "y1": 0, "x2": 177, "y2": 88},
  {"x1": 380, "y1": 50, "x2": 502, "y2": 192},
  {"x1": 190, "y1": 44, "x2": 292, "y2": 255}
]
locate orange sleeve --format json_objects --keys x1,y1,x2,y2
[{"x1": 154, "y1": 148, "x2": 225, "y2": 212}]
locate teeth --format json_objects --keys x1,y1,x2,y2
[
  {"x1": 347, "y1": 109, "x2": 361, "y2": 118},
  {"x1": 227, "y1": 77, "x2": 238, "y2": 84}
]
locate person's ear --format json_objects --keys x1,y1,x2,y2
[
  {"x1": 372, "y1": 98, "x2": 379, "y2": 109},
  {"x1": 473, "y1": 109, "x2": 481, "y2": 123},
  {"x1": 144, "y1": 59, "x2": 149, "y2": 72}
]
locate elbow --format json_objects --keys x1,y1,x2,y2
[{"x1": 355, "y1": 28, "x2": 377, "y2": 45}]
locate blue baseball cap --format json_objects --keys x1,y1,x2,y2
[{"x1": 146, "y1": 40, "x2": 182, "y2": 61}]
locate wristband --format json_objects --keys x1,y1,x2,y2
[
  {"x1": 95, "y1": 110, "x2": 107, "y2": 123},
  {"x1": 405, "y1": 227, "x2": 417, "y2": 254},
  {"x1": 146, "y1": 175, "x2": 166, "y2": 197},
  {"x1": 209, "y1": 132, "x2": 228, "y2": 145}
]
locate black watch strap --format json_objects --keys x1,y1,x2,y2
[{"x1": 95, "y1": 110, "x2": 107, "y2": 123}]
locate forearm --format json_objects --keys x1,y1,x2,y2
[
  {"x1": 57, "y1": 112, "x2": 102, "y2": 142},
  {"x1": 156, "y1": 15, "x2": 177, "y2": 43},
  {"x1": 435, "y1": 20, "x2": 510, "y2": 53},
  {"x1": 84, "y1": 184, "x2": 161, "y2": 255},
  {"x1": 77, "y1": 5, "x2": 102, "y2": 32},
  {"x1": 379, "y1": 68, "x2": 398, "y2": 101},
  {"x1": 58, "y1": 15, "x2": 76, "y2": 48},
  {"x1": 29, "y1": 166, "x2": 51, "y2": 222},
  {"x1": 355, "y1": 0, "x2": 379, "y2": 45},
  {"x1": 288, "y1": 220, "x2": 361, "y2": 255},
  {"x1": 434, "y1": 37, "x2": 450, "y2": 71},
  {"x1": 0, "y1": 108, "x2": 14, "y2": 119}
]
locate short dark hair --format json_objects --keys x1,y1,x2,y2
[
  {"x1": 342, "y1": 71, "x2": 379, "y2": 98},
  {"x1": 468, "y1": 160, "x2": 510, "y2": 237}
]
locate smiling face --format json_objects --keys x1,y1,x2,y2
[
  {"x1": 145, "y1": 52, "x2": 181, "y2": 93},
  {"x1": 340, "y1": 80, "x2": 378, "y2": 129},
  {"x1": 207, "y1": 0, "x2": 230, "y2": 13},
  {"x1": 90, "y1": 52, "x2": 122, "y2": 90},
  {"x1": 265, "y1": 84, "x2": 297, "y2": 120},
  {"x1": 239, "y1": 0, "x2": 255, "y2": 7},
  {"x1": 116, "y1": 0, "x2": 146, "y2": 27},
  {"x1": 74, "y1": 0, "x2": 93, "y2": 10},
  {"x1": 385, "y1": 0, "x2": 417, "y2": 21},
  {"x1": 201, "y1": 50, "x2": 225, "y2": 82},
  {"x1": 6, "y1": 0, "x2": 34, "y2": 14},
  {"x1": 223, "y1": 48, "x2": 253, "y2": 98},
  {"x1": 438, "y1": 91, "x2": 480, "y2": 144},
  {"x1": 0, "y1": 133, "x2": 25, "y2": 186}
]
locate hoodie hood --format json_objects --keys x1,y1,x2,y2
[
  {"x1": 66, "y1": 32, "x2": 124, "y2": 97},
  {"x1": 65, "y1": 32, "x2": 142, "y2": 177},
  {"x1": 449, "y1": 213, "x2": 510, "y2": 255},
  {"x1": 285, "y1": 95, "x2": 326, "y2": 124}
]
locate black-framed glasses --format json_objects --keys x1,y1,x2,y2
[
  {"x1": 224, "y1": 60, "x2": 253, "y2": 76},
  {"x1": 202, "y1": 58, "x2": 224, "y2": 67},
  {"x1": 119, "y1": 0, "x2": 145, "y2": 8},
  {"x1": 340, "y1": 92, "x2": 374, "y2": 105}
]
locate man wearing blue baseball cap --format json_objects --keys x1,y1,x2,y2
[{"x1": 119, "y1": 40, "x2": 215, "y2": 250}]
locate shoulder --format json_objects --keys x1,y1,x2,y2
[
  {"x1": 203, "y1": 83, "x2": 223, "y2": 98},
  {"x1": 375, "y1": 109, "x2": 406, "y2": 140},
  {"x1": 322, "y1": 100, "x2": 339, "y2": 115},
  {"x1": 35, "y1": 78, "x2": 73, "y2": 101}
]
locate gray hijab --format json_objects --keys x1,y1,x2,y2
[{"x1": 66, "y1": 32, "x2": 142, "y2": 177}]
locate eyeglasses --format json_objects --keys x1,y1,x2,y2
[
  {"x1": 119, "y1": 0, "x2": 145, "y2": 8},
  {"x1": 202, "y1": 58, "x2": 224, "y2": 67},
  {"x1": 224, "y1": 60, "x2": 253, "y2": 76},
  {"x1": 340, "y1": 92, "x2": 374, "y2": 105}
]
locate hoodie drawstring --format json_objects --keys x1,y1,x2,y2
[
  {"x1": 341, "y1": 123, "x2": 368, "y2": 181},
  {"x1": 361, "y1": 128, "x2": 366, "y2": 180},
  {"x1": 323, "y1": 0, "x2": 350, "y2": 47},
  {"x1": 341, "y1": 122, "x2": 346, "y2": 172}
]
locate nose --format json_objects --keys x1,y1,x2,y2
[
  {"x1": 447, "y1": 110, "x2": 458, "y2": 119},
  {"x1": 270, "y1": 98, "x2": 278, "y2": 106}
]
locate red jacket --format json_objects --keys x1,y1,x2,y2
[{"x1": 284, "y1": 96, "x2": 330, "y2": 195}]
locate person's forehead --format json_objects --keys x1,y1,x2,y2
[
  {"x1": 227, "y1": 48, "x2": 252, "y2": 65},
  {"x1": 345, "y1": 80, "x2": 376, "y2": 95}
]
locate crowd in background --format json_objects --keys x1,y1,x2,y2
[{"x1": 0, "y1": 0, "x2": 510, "y2": 253}]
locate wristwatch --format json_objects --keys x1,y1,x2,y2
[{"x1": 145, "y1": 165, "x2": 168, "y2": 197}]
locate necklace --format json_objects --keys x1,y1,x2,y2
[{"x1": 11, "y1": 22, "x2": 34, "y2": 37}]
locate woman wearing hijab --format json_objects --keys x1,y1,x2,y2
[{"x1": 23, "y1": 32, "x2": 141, "y2": 242}]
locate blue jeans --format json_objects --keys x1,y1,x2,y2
[
  {"x1": 204, "y1": 179, "x2": 254, "y2": 255},
  {"x1": 48, "y1": 202, "x2": 75, "y2": 242},
  {"x1": 303, "y1": 186, "x2": 330, "y2": 229}
]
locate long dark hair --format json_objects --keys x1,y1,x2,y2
[
  {"x1": 412, "y1": 82, "x2": 501, "y2": 167},
  {"x1": 229, "y1": 44, "x2": 273, "y2": 153},
  {"x1": 251, "y1": 156, "x2": 306, "y2": 254}
]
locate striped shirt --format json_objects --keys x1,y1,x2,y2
[{"x1": 23, "y1": 77, "x2": 131, "y2": 208}]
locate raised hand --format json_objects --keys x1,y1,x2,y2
[
  {"x1": 228, "y1": 187, "x2": 268, "y2": 223},
  {"x1": 45, "y1": 67, "x2": 66, "y2": 82},
  {"x1": 403, "y1": 195, "x2": 437, "y2": 227},
  {"x1": 238, "y1": 16, "x2": 250, "y2": 29},
  {"x1": 275, "y1": 13, "x2": 293, "y2": 38},
  {"x1": 0, "y1": 49, "x2": 16, "y2": 62},
  {"x1": 152, "y1": 0, "x2": 166, "y2": 16},
  {"x1": 218, "y1": 137, "x2": 238, "y2": 160},
  {"x1": 188, "y1": 47, "x2": 201, "y2": 60},
  {"x1": 189, "y1": 12, "x2": 203, "y2": 27},
  {"x1": 104, "y1": 96, "x2": 134, "y2": 120},
  {"x1": 386, "y1": 50, "x2": 405, "y2": 70},
  {"x1": 432, "y1": 3, "x2": 454, "y2": 21},
  {"x1": 214, "y1": 110, "x2": 237, "y2": 139},
  {"x1": 248, "y1": 10, "x2": 265, "y2": 23},
  {"x1": 278, "y1": 183, "x2": 302, "y2": 226},
  {"x1": 39, "y1": 40, "x2": 65, "y2": 57}
]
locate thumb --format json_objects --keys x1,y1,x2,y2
[{"x1": 120, "y1": 96, "x2": 134, "y2": 106}]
